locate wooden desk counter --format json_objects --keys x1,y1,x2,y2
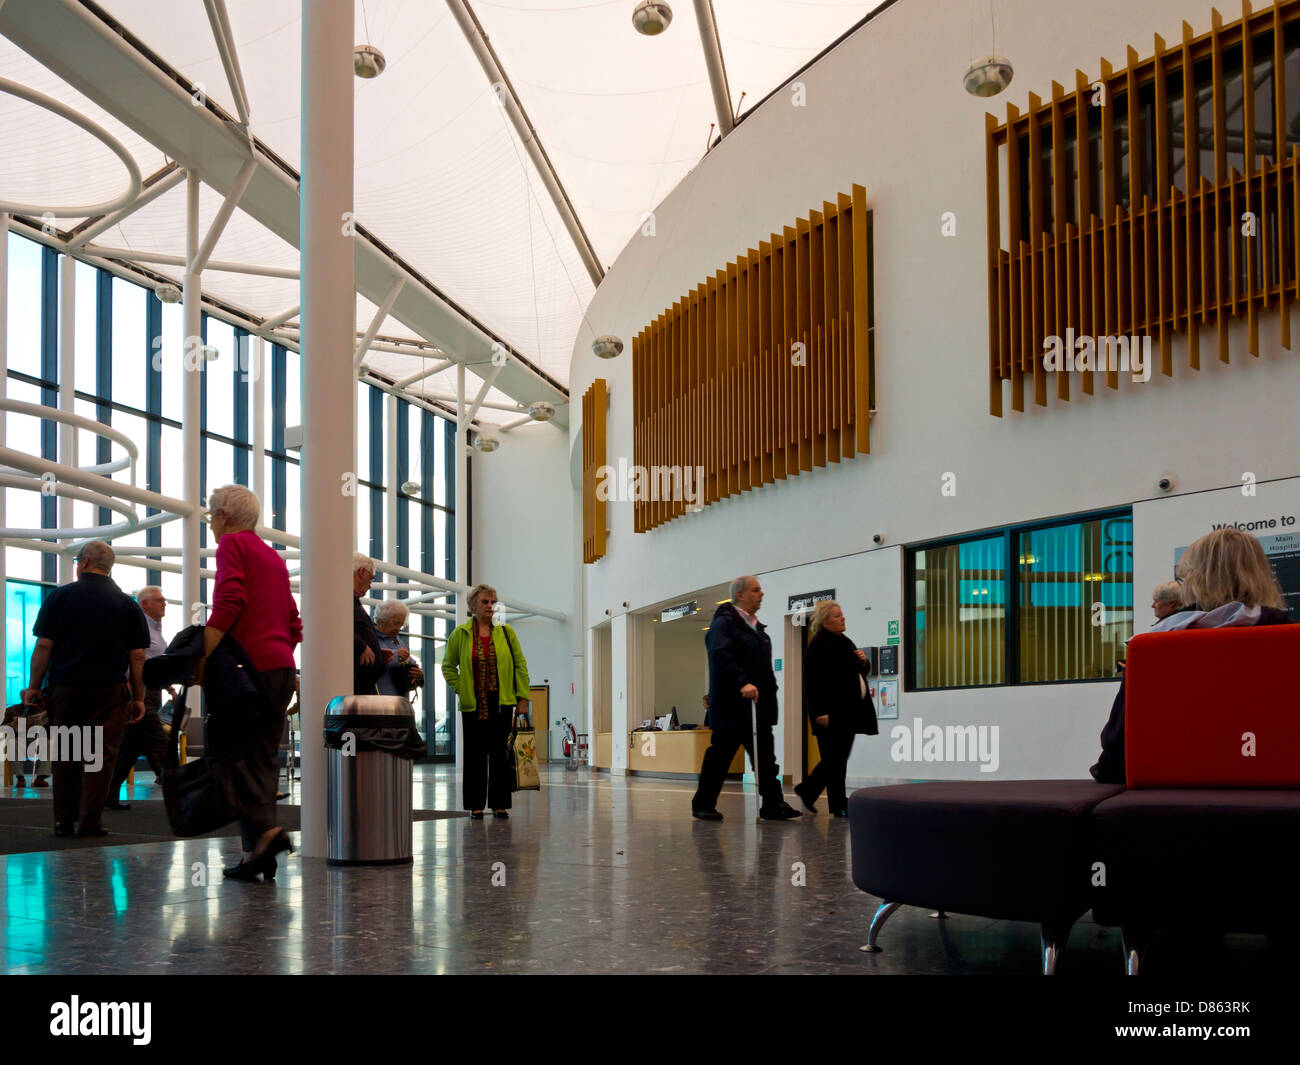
[{"x1": 627, "y1": 729, "x2": 746, "y2": 776}]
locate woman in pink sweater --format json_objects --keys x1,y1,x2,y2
[{"x1": 201, "y1": 484, "x2": 302, "y2": 881}]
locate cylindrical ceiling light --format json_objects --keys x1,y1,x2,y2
[
  {"x1": 632, "y1": 1, "x2": 673, "y2": 36},
  {"x1": 354, "y1": 44, "x2": 386, "y2": 79},
  {"x1": 592, "y1": 335, "x2": 624, "y2": 359},
  {"x1": 963, "y1": 55, "x2": 1013, "y2": 97}
]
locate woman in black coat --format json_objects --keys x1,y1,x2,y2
[{"x1": 794, "y1": 600, "x2": 876, "y2": 817}]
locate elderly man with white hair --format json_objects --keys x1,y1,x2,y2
[
  {"x1": 373, "y1": 598, "x2": 424, "y2": 697},
  {"x1": 21, "y1": 540, "x2": 149, "y2": 837},
  {"x1": 353, "y1": 553, "x2": 387, "y2": 695}
]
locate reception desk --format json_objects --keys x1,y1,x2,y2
[{"x1": 628, "y1": 729, "x2": 746, "y2": 777}]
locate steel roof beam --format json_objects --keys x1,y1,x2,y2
[
  {"x1": 693, "y1": 0, "x2": 734, "y2": 137},
  {"x1": 445, "y1": 0, "x2": 605, "y2": 288}
]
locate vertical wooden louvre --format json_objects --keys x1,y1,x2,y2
[
  {"x1": 581, "y1": 378, "x2": 607, "y2": 564},
  {"x1": 986, "y1": 0, "x2": 1300, "y2": 416},
  {"x1": 630, "y1": 186, "x2": 874, "y2": 533}
]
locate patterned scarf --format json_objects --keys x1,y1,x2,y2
[{"x1": 472, "y1": 624, "x2": 498, "y2": 720}]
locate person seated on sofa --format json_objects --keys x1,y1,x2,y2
[{"x1": 1091, "y1": 527, "x2": 1292, "y2": 784}]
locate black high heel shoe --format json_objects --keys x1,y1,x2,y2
[{"x1": 223, "y1": 830, "x2": 293, "y2": 881}]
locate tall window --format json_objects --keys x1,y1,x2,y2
[
  {"x1": 908, "y1": 510, "x2": 1133, "y2": 690},
  {"x1": 3, "y1": 231, "x2": 460, "y2": 760}
]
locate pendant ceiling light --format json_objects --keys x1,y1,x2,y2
[
  {"x1": 592, "y1": 335, "x2": 624, "y2": 359},
  {"x1": 964, "y1": 1, "x2": 1012, "y2": 97},
  {"x1": 528, "y1": 401, "x2": 556, "y2": 422},
  {"x1": 964, "y1": 56, "x2": 1013, "y2": 97},
  {"x1": 632, "y1": 2, "x2": 673, "y2": 36}
]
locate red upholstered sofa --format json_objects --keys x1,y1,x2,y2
[
  {"x1": 1090, "y1": 624, "x2": 1300, "y2": 972},
  {"x1": 849, "y1": 625, "x2": 1300, "y2": 974}
]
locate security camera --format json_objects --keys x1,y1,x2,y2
[
  {"x1": 872, "y1": 533, "x2": 885, "y2": 545},
  {"x1": 1157, "y1": 477, "x2": 1173, "y2": 493},
  {"x1": 622, "y1": 601, "x2": 630, "y2": 608}
]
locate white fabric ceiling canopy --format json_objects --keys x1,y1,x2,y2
[{"x1": 1, "y1": 0, "x2": 888, "y2": 415}]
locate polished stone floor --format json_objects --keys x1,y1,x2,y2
[{"x1": 0, "y1": 765, "x2": 1282, "y2": 975}]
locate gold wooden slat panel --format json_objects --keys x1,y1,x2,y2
[
  {"x1": 582, "y1": 378, "x2": 607, "y2": 563},
  {"x1": 629, "y1": 187, "x2": 873, "y2": 531},
  {"x1": 986, "y1": 0, "x2": 1300, "y2": 415}
]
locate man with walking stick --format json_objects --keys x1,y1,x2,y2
[{"x1": 691, "y1": 575, "x2": 801, "y2": 822}]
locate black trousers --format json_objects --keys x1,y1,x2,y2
[
  {"x1": 802, "y1": 727, "x2": 856, "y2": 813},
  {"x1": 48, "y1": 682, "x2": 130, "y2": 834},
  {"x1": 692, "y1": 718, "x2": 784, "y2": 813},
  {"x1": 108, "y1": 695, "x2": 168, "y2": 794},
  {"x1": 462, "y1": 696, "x2": 514, "y2": 811},
  {"x1": 206, "y1": 668, "x2": 296, "y2": 853}
]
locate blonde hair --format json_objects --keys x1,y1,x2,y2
[
  {"x1": 808, "y1": 599, "x2": 840, "y2": 636},
  {"x1": 1176, "y1": 528, "x2": 1284, "y2": 611},
  {"x1": 467, "y1": 584, "x2": 498, "y2": 612},
  {"x1": 1151, "y1": 581, "x2": 1182, "y2": 605},
  {"x1": 208, "y1": 484, "x2": 261, "y2": 532}
]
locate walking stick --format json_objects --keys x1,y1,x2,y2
[{"x1": 749, "y1": 694, "x2": 762, "y2": 824}]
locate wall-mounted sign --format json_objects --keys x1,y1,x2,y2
[
  {"x1": 1176, "y1": 527, "x2": 1300, "y2": 618},
  {"x1": 660, "y1": 599, "x2": 698, "y2": 623},
  {"x1": 788, "y1": 589, "x2": 836, "y2": 614},
  {"x1": 887, "y1": 619, "x2": 900, "y2": 637},
  {"x1": 775, "y1": 658, "x2": 782, "y2": 672}
]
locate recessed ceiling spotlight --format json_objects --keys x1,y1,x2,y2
[
  {"x1": 964, "y1": 55, "x2": 1014, "y2": 97},
  {"x1": 156, "y1": 283, "x2": 182, "y2": 304},
  {"x1": 632, "y1": 1, "x2": 673, "y2": 36},
  {"x1": 354, "y1": 44, "x2": 386, "y2": 79},
  {"x1": 593, "y1": 335, "x2": 624, "y2": 359},
  {"x1": 528, "y1": 401, "x2": 556, "y2": 422}
]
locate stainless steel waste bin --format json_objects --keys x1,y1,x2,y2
[{"x1": 325, "y1": 695, "x2": 419, "y2": 865}]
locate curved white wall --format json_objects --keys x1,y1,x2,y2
[{"x1": 564, "y1": 0, "x2": 1300, "y2": 779}]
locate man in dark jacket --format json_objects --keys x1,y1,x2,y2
[
  {"x1": 691, "y1": 575, "x2": 801, "y2": 821},
  {"x1": 20, "y1": 541, "x2": 148, "y2": 838},
  {"x1": 353, "y1": 554, "x2": 387, "y2": 695}
]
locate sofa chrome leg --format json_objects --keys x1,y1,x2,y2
[
  {"x1": 1121, "y1": 928, "x2": 1148, "y2": 975},
  {"x1": 1040, "y1": 921, "x2": 1072, "y2": 975},
  {"x1": 929, "y1": 910, "x2": 949, "y2": 919},
  {"x1": 859, "y1": 901, "x2": 902, "y2": 953}
]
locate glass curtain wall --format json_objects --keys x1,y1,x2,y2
[{"x1": 2, "y1": 231, "x2": 458, "y2": 759}]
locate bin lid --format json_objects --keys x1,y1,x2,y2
[{"x1": 325, "y1": 694, "x2": 414, "y2": 718}]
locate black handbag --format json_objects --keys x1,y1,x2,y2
[{"x1": 162, "y1": 690, "x2": 259, "y2": 838}]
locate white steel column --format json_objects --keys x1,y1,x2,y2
[
  {"x1": 299, "y1": 0, "x2": 356, "y2": 858},
  {"x1": 57, "y1": 254, "x2": 76, "y2": 584},
  {"x1": 251, "y1": 334, "x2": 266, "y2": 503},
  {"x1": 182, "y1": 173, "x2": 203, "y2": 626},
  {"x1": 1, "y1": 213, "x2": 8, "y2": 687},
  {"x1": 455, "y1": 362, "x2": 467, "y2": 623},
  {"x1": 454, "y1": 361, "x2": 467, "y2": 770},
  {"x1": 385, "y1": 391, "x2": 398, "y2": 587}
]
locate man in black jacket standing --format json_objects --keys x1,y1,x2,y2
[
  {"x1": 691, "y1": 575, "x2": 801, "y2": 822},
  {"x1": 352, "y1": 553, "x2": 387, "y2": 696}
]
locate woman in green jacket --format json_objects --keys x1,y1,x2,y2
[{"x1": 442, "y1": 583, "x2": 530, "y2": 819}]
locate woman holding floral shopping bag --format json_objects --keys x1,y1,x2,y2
[{"x1": 442, "y1": 584, "x2": 530, "y2": 819}]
